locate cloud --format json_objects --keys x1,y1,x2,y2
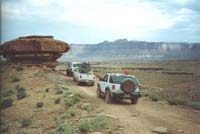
[{"x1": 1, "y1": 0, "x2": 200, "y2": 42}]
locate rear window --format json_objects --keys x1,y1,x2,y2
[{"x1": 111, "y1": 75, "x2": 140, "y2": 85}]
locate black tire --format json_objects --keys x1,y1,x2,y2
[
  {"x1": 131, "y1": 97, "x2": 138, "y2": 104},
  {"x1": 105, "y1": 90, "x2": 112, "y2": 104},
  {"x1": 97, "y1": 86, "x2": 102, "y2": 98}
]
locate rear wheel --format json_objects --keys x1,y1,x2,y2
[
  {"x1": 105, "y1": 90, "x2": 112, "y2": 104},
  {"x1": 131, "y1": 97, "x2": 138, "y2": 104}
]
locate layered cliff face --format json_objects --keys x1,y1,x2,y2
[
  {"x1": 62, "y1": 39, "x2": 200, "y2": 61},
  {"x1": 2, "y1": 35, "x2": 70, "y2": 67}
]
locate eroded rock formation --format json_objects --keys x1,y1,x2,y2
[{"x1": 2, "y1": 35, "x2": 70, "y2": 67}]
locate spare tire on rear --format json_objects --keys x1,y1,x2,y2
[{"x1": 120, "y1": 78, "x2": 135, "y2": 93}]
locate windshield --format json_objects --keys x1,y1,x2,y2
[{"x1": 110, "y1": 75, "x2": 140, "y2": 85}]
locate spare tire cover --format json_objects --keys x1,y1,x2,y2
[{"x1": 121, "y1": 78, "x2": 135, "y2": 93}]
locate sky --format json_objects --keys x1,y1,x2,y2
[{"x1": 1, "y1": 0, "x2": 200, "y2": 44}]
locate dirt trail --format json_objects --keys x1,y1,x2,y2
[{"x1": 61, "y1": 76, "x2": 200, "y2": 134}]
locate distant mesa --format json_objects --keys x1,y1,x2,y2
[{"x1": 2, "y1": 35, "x2": 70, "y2": 67}]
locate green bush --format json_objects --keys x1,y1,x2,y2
[
  {"x1": 16, "y1": 87, "x2": 27, "y2": 99},
  {"x1": 186, "y1": 102, "x2": 200, "y2": 110},
  {"x1": 167, "y1": 96, "x2": 186, "y2": 105},
  {"x1": 64, "y1": 94, "x2": 81, "y2": 107},
  {"x1": 65, "y1": 91, "x2": 72, "y2": 96},
  {"x1": 78, "y1": 120, "x2": 91, "y2": 133},
  {"x1": 90, "y1": 115, "x2": 108, "y2": 129},
  {"x1": 15, "y1": 85, "x2": 20, "y2": 90},
  {"x1": 17, "y1": 130, "x2": 28, "y2": 134},
  {"x1": 78, "y1": 115, "x2": 108, "y2": 133},
  {"x1": 2, "y1": 90, "x2": 15, "y2": 97},
  {"x1": 21, "y1": 118, "x2": 32, "y2": 127},
  {"x1": 74, "y1": 93, "x2": 84, "y2": 99},
  {"x1": 36, "y1": 102, "x2": 44, "y2": 108},
  {"x1": 59, "y1": 107, "x2": 77, "y2": 120},
  {"x1": 54, "y1": 98, "x2": 60, "y2": 104},
  {"x1": 48, "y1": 123, "x2": 73, "y2": 134},
  {"x1": 66, "y1": 107, "x2": 77, "y2": 117},
  {"x1": 148, "y1": 93, "x2": 160, "y2": 102},
  {"x1": 0, "y1": 120, "x2": 9, "y2": 133},
  {"x1": 11, "y1": 75, "x2": 20, "y2": 83},
  {"x1": 1, "y1": 98, "x2": 13, "y2": 109},
  {"x1": 61, "y1": 87, "x2": 69, "y2": 91},
  {"x1": 16, "y1": 66, "x2": 23, "y2": 71},
  {"x1": 80, "y1": 103, "x2": 93, "y2": 112}
]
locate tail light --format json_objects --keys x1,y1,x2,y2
[
  {"x1": 112, "y1": 85, "x2": 115, "y2": 90},
  {"x1": 80, "y1": 75, "x2": 82, "y2": 78}
]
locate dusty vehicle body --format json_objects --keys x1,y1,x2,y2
[
  {"x1": 66, "y1": 62, "x2": 82, "y2": 76},
  {"x1": 97, "y1": 73, "x2": 141, "y2": 104},
  {"x1": 73, "y1": 63, "x2": 96, "y2": 86}
]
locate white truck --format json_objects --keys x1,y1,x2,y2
[
  {"x1": 97, "y1": 73, "x2": 141, "y2": 104},
  {"x1": 66, "y1": 62, "x2": 82, "y2": 77},
  {"x1": 73, "y1": 63, "x2": 96, "y2": 86}
]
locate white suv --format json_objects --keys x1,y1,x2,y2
[{"x1": 97, "y1": 73, "x2": 141, "y2": 104}]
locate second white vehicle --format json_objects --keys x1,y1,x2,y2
[{"x1": 73, "y1": 63, "x2": 96, "y2": 86}]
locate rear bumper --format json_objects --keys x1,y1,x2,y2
[
  {"x1": 78, "y1": 79, "x2": 95, "y2": 83},
  {"x1": 112, "y1": 92, "x2": 141, "y2": 99}
]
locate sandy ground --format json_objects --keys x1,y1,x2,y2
[
  {"x1": 52, "y1": 71, "x2": 200, "y2": 134},
  {"x1": 1, "y1": 65, "x2": 200, "y2": 134}
]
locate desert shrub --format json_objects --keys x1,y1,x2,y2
[
  {"x1": 148, "y1": 93, "x2": 160, "y2": 102},
  {"x1": 2, "y1": 90, "x2": 15, "y2": 97},
  {"x1": 36, "y1": 102, "x2": 44, "y2": 108},
  {"x1": 0, "y1": 120, "x2": 9, "y2": 133},
  {"x1": 186, "y1": 102, "x2": 200, "y2": 110},
  {"x1": 65, "y1": 91, "x2": 72, "y2": 96},
  {"x1": 78, "y1": 115, "x2": 107, "y2": 133},
  {"x1": 45, "y1": 88, "x2": 49, "y2": 92},
  {"x1": 48, "y1": 123, "x2": 73, "y2": 134},
  {"x1": 54, "y1": 86, "x2": 63, "y2": 94},
  {"x1": 1, "y1": 98, "x2": 13, "y2": 109},
  {"x1": 60, "y1": 107, "x2": 77, "y2": 119},
  {"x1": 64, "y1": 94, "x2": 81, "y2": 107},
  {"x1": 15, "y1": 85, "x2": 20, "y2": 90},
  {"x1": 17, "y1": 130, "x2": 28, "y2": 134},
  {"x1": 146, "y1": 88, "x2": 200, "y2": 109},
  {"x1": 16, "y1": 87, "x2": 27, "y2": 99},
  {"x1": 16, "y1": 66, "x2": 23, "y2": 71},
  {"x1": 54, "y1": 98, "x2": 60, "y2": 104},
  {"x1": 64, "y1": 99, "x2": 73, "y2": 107},
  {"x1": 90, "y1": 115, "x2": 108, "y2": 129},
  {"x1": 66, "y1": 107, "x2": 76, "y2": 117},
  {"x1": 80, "y1": 103, "x2": 93, "y2": 112},
  {"x1": 11, "y1": 75, "x2": 20, "y2": 82},
  {"x1": 21, "y1": 118, "x2": 32, "y2": 127},
  {"x1": 64, "y1": 98, "x2": 78, "y2": 107},
  {"x1": 74, "y1": 92, "x2": 84, "y2": 99},
  {"x1": 167, "y1": 96, "x2": 186, "y2": 105},
  {"x1": 78, "y1": 120, "x2": 91, "y2": 133},
  {"x1": 59, "y1": 112, "x2": 68, "y2": 119},
  {"x1": 61, "y1": 86, "x2": 69, "y2": 91}
]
